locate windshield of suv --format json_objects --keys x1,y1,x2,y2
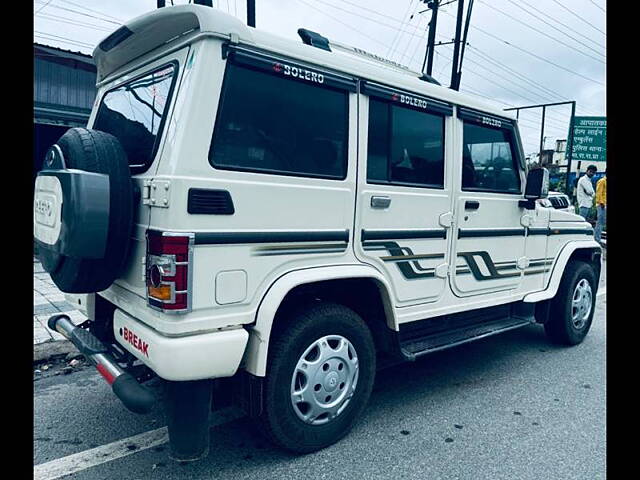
[{"x1": 93, "y1": 63, "x2": 177, "y2": 172}]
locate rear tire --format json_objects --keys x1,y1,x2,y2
[
  {"x1": 259, "y1": 302, "x2": 376, "y2": 453},
  {"x1": 37, "y1": 128, "x2": 134, "y2": 293},
  {"x1": 544, "y1": 260, "x2": 597, "y2": 345}
]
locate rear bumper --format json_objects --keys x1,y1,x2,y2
[{"x1": 113, "y1": 309, "x2": 249, "y2": 381}]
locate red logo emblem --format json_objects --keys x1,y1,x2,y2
[
  {"x1": 121, "y1": 327, "x2": 149, "y2": 357},
  {"x1": 391, "y1": 93, "x2": 399, "y2": 101},
  {"x1": 273, "y1": 62, "x2": 283, "y2": 73}
]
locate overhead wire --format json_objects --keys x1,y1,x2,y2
[
  {"x1": 387, "y1": 0, "x2": 416, "y2": 57},
  {"x1": 438, "y1": 8, "x2": 604, "y2": 85},
  {"x1": 476, "y1": 0, "x2": 604, "y2": 63},
  {"x1": 316, "y1": 0, "x2": 604, "y2": 114},
  {"x1": 548, "y1": 0, "x2": 605, "y2": 36},
  {"x1": 587, "y1": 0, "x2": 605, "y2": 13},
  {"x1": 505, "y1": 0, "x2": 605, "y2": 52},
  {"x1": 39, "y1": 0, "x2": 124, "y2": 23},
  {"x1": 38, "y1": 13, "x2": 113, "y2": 32}
]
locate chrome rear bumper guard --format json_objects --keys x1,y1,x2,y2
[{"x1": 48, "y1": 314, "x2": 155, "y2": 414}]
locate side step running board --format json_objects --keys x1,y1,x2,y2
[{"x1": 400, "y1": 317, "x2": 533, "y2": 360}]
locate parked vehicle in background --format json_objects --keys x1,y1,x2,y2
[{"x1": 32, "y1": 4, "x2": 603, "y2": 463}]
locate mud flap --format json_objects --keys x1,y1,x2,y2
[{"x1": 165, "y1": 380, "x2": 212, "y2": 461}]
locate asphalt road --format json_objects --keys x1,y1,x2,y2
[{"x1": 35, "y1": 275, "x2": 606, "y2": 479}]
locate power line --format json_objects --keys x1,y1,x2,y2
[
  {"x1": 475, "y1": 0, "x2": 604, "y2": 64},
  {"x1": 44, "y1": 0, "x2": 124, "y2": 22},
  {"x1": 35, "y1": 0, "x2": 54, "y2": 16},
  {"x1": 387, "y1": 0, "x2": 416, "y2": 57},
  {"x1": 295, "y1": 0, "x2": 402, "y2": 60},
  {"x1": 505, "y1": 0, "x2": 605, "y2": 52},
  {"x1": 35, "y1": 3, "x2": 122, "y2": 25},
  {"x1": 395, "y1": 4, "x2": 427, "y2": 64},
  {"x1": 34, "y1": 34, "x2": 94, "y2": 50},
  {"x1": 38, "y1": 13, "x2": 113, "y2": 32},
  {"x1": 548, "y1": 0, "x2": 605, "y2": 36},
  {"x1": 587, "y1": 0, "x2": 605, "y2": 13},
  {"x1": 438, "y1": 8, "x2": 604, "y2": 86}
]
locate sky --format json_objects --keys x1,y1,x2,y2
[{"x1": 33, "y1": 0, "x2": 606, "y2": 157}]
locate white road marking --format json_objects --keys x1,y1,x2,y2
[{"x1": 33, "y1": 407, "x2": 245, "y2": 480}]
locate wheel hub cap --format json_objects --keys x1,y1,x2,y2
[
  {"x1": 571, "y1": 278, "x2": 593, "y2": 329},
  {"x1": 290, "y1": 335, "x2": 359, "y2": 425}
]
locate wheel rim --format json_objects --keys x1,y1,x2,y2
[
  {"x1": 571, "y1": 278, "x2": 593, "y2": 329},
  {"x1": 290, "y1": 335, "x2": 359, "y2": 426}
]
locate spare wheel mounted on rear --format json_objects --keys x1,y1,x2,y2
[{"x1": 34, "y1": 127, "x2": 134, "y2": 293}]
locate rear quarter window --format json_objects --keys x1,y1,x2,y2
[
  {"x1": 93, "y1": 63, "x2": 177, "y2": 173},
  {"x1": 209, "y1": 63, "x2": 349, "y2": 180}
]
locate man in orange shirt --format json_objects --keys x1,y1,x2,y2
[{"x1": 595, "y1": 169, "x2": 607, "y2": 244}]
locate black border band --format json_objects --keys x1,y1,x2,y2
[
  {"x1": 226, "y1": 45, "x2": 358, "y2": 92},
  {"x1": 458, "y1": 228, "x2": 526, "y2": 239},
  {"x1": 194, "y1": 230, "x2": 350, "y2": 245},
  {"x1": 362, "y1": 81, "x2": 453, "y2": 116},
  {"x1": 361, "y1": 229, "x2": 447, "y2": 241}
]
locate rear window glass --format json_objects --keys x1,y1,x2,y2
[
  {"x1": 209, "y1": 64, "x2": 348, "y2": 179},
  {"x1": 93, "y1": 64, "x2": 177, "y2": 172}
]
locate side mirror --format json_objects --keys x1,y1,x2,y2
[{"x1": 519, "y1": 168, "x2": 549, "y2": 209}]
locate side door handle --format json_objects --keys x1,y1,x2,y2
[
  {"x1": 371, "y1": 196, "x2": 391, "y2": 209},
  {"x1": 465, "y1": 200, "x2": 480, "y2": 210}
]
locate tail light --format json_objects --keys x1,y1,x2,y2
[{"x1": 145, "y1": 231, "x2": 194, "y2": 313}]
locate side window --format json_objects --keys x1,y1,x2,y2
[
  {"x1": 94, "y1": 64, "x2": 177, "y2": 172},
  {"x1": 367, "y1": 98, "x2": 445, "y2": 188},
  {"x1": 462, "y1": 122, "x2": 521, "y2": 193},
  {"x1": 209, "y1": 64, "x2": 348, "y2": 179}
]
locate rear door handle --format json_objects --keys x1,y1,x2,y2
[
  {"x1": 371, "y1": 196, "x2": 391, "y2": 209},
  {"x1": 465, "y1": 200, "x2": 480, "y2": 210}
]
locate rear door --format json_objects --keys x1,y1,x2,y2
[
  {"x1": 451, "y1": 109, "x2": 527, "y2": 297},
  {"x1": 355, "y1": 82, "x2": 454, "y2": 306},
  {"x1": 89, "y1": 47, "x2": 191, "y2": 298}
]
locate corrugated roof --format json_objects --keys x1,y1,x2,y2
[{"x1": 34, "y1": 43, "x2": 95, "y2": 66}]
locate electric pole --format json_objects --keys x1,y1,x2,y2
[
  {"x1": 450, "y1": 0, "x2": 474, "y2": 90},
  {"x1": 421, "y1": 1, "x2": 440, "y2": 77}
]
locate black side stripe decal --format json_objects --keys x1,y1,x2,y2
[
  {"x1": 194, "y1": 230, "x2": 349, "y2": 245},
  {"x1": 361, "y1": 229, "x2": 447, "y2": 241},
  {"x1": 363, "y1": 241, "x2": 444, "y2": 279},
  {"x1": 458, "y1": 228, "x2": 526, "y2": 239},
  {"x1": 457, "y1": 227, "x2": 594, "y2": 238}
]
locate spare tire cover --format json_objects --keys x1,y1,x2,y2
[{"x1": 36, "y1": 128, "x2": 134, "y2": 293}]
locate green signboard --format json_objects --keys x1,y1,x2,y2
[{"x1": 570, "y1": 116, "x2": 606, "y2": 162}]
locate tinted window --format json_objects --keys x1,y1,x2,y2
[
  {"x1": 462, "y1": 123, "x2": 521, "y2": 193},
  {"x1": 367, "y1": 99, "x2": 445, "y2": 188},
  {"x1": 94, "y1": 64, "x2": 176, "y2": 171},
  {"x1": 210, "y1": 64, "x2": 348, "y2": 179}
]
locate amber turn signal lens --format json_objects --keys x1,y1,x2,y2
[{"x1": 148, "y1": 284, "x2": 172, "y2": 301}]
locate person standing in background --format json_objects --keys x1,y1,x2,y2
[
  {"x1": 577, "y1": 165, "x2": 597, "y2": 220},
  {"x1": 595, "y1": 169, "x2": 607, "y2": 244}
]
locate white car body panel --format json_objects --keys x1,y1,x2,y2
[{"x1": 80, "y1": 5, "x2": 601, "y2": 381}]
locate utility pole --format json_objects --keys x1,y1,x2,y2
[
  {"x1": 421, "y1": 1, "x2": 440, "y2": 76},
  {"x1": 450, "y1": 0, "x2": 464, "y2": 88},
  {"x1": 247, "y1": 0, "x2": 256, "y2": 27},
  {"x1": 450, "y1": 0, "x2": 474, "y2": 90}
]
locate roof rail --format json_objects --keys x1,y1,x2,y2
[{"x1": 296, "y1": 28, "x2": 440, "y2": 86}]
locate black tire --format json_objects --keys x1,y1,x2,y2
[
  {"x1": 544, "y1": 260, "x2": 597, "y2": 345},
  {"x1": 37, "y1": 128, "x2": 134, "y2": 293},
  {"x1": 259, "y1": 302, "x2": 376, "y2": 453}
]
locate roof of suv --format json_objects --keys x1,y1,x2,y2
[{"x1": 93, "y1": 4, "x2": 514, "y2": 121}]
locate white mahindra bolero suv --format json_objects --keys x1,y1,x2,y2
[{"x1": 33, "y1": 5, "x2": 601, "y2": 461}]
